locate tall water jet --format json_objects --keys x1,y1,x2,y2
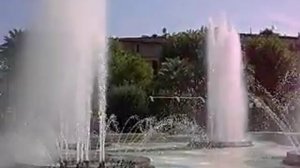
[
  {"x1": 2, "y1": 0, "x2": 107, "y2": 166},
  {"x1": 207, "y1": 18, "x2": 250, "y2": 146}
]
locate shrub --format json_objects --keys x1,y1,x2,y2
[{"x1": 107, "y1": 85, "x2": 149, "y2": 131}]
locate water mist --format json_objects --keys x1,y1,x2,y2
[
  {"x1": 0, "y1": 0, "x2": 107, "y2": 166},
  {"x1": 207, "y1": 18, "x2": 248, "y2": 143}
]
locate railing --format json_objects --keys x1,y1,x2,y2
[{"x1": 148, "y1": 96, "x2": 205, "y2": 103}]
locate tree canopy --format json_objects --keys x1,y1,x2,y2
[
  {"x1": 158, "y1": 29, "x2": 208, "y2": 93},
  {"x1": 163, "y1": 28, "x2": 207, "y2": 62},
  {"x1": 0, "y1": 29, "x2": 24, "y2": 72},
  {"x1": 245, "y1": 33, "x2": 297, "y2": 93},
  {"x1": 1, "y1": 27, "x2": 299, "y2": 131},
  {"x1": 109, "y1": 39, "x2": 153, "y2": 90}
]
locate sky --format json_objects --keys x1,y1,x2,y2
[{"x1": 1, "y1": 0, "x2": 300, "y2": 39}]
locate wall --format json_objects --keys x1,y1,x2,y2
[{"x1": 120, "y1": 41, "x2": 163, "y2": 60}]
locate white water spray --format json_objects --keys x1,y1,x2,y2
[
  {"x1": 2, "y1": 0, "x2": 107, "y2": 165},
  {"x1": 207, "y1": 18, "x2": 248, "y2": 142}
]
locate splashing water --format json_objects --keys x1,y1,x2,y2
[
  {"x1": 207, "y1": 18, "x2": 248, "y2": 142},
  {"x1": 2, "y1": 0, "x2": 107, "y2": 166}
]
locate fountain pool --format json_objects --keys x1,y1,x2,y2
[
  {"x1": 105, "y1": 132, "x2": 299, "y2": 168},
  {"x1": 0, "y1": 1, "x2": 298, "y2": 167}
]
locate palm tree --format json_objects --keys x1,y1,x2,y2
[
  {"x1": 0, "y1": 29, "x2": 24, "y2": 72},
  {"x1": 156, "y1": 57, "x2": 203, "y2": 95},
  {"x1": 162, "y1": 27, "x2": 167, "y2": 36},
  {"x1": 163, "y1": 29, "x2": 206, "y2": 63},
  {"x1": 0, "y1": 29, "x2": 24, "y2": 112}
]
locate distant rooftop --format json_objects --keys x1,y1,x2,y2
[
  {"x1": 118, "y1": 35, "x2": 166, "y2": 44},
  {"x1": 117, "y1": 32, "x2": 300, "y2": 46},
  {"x1": 240, "y1": 33, "x2": 300, "y2": 40}
]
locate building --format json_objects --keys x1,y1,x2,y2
[
  {"x1": 240, "y1": 33, "x2": 300, "y2": 54},
  {"x1": 118, "y1": 35, "x2": 166, "y2": 73},
  {"x1": 118, "y1": 32, "x2": 300, "y2": 72}
]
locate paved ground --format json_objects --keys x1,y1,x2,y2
[
  {"x1": 107, "y1": 142, "x2": 189, "y2": 152},
  {"x1": 127, "y1": 141, "x2": 296, "y2": 168}
]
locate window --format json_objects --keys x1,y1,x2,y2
[
  {"x1": 152, "y1": 60, "x2": 159, "y2": 74},
  {"x1": 136, "y1": 44, "x2": 140, "y2": 53}
]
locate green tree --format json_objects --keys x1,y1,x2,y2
[
  {"x1": 163, "y1": 28, "x2": 206, "y2": 63},
  {"x1": 0, "y1": 29, "x2": 24, "y2": 126},
  {"x1": 0, "y1": 29, "x2": 24, "y2": 72},
  {"x1": 245, "y1": 33, "x2": 296, "y2": 93},
  {"x1": 162, "y1": 28, "x2": 207, "y2": 85},
  {"x1": 155, "y1": 57, "x2": 194, "y2": 93},
  {"x1": 159, "y1": 28, "x2": 208, "y2": 93},
  {"x1": 151, "y1": 57, "x2": 206, "y2": 119},
  {"x1": 162, "y1": 27, "x2": 167, "y2": 36},
  {"x1": 109, "y1": 39, "x2": 153, "y2": 90},
  {"x1": 151, "y1": 28, "x2": 208, "y2": 119},
  {"x1": 107, "y1": 85, "x2": 149, "y2": 131}
]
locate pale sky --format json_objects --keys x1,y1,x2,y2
[{"x1": 1, "y1": 0, "x2": 300, "y2": 39}]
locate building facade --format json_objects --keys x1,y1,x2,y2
[
  {"x1": 118, "y1": 36, "x2": 166, "y2": 73},
  {"x1": 119, "y1": 33, "x2": 300, "y2": 71}
]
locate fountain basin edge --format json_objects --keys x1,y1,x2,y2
[
  {"x1": 283, "y1": 151, "x2": 300, "y2": 166},
  {"x1": 12, "y1": 154, "x2": 154, "y2": 168},
  {"x1": 189, "y1": 140, "x2": 253, "y2": 148}
]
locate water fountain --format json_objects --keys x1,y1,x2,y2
[
  {"x1": 1, "y1": 0, "x2": 107, "y2": 167},
  {"x1": 99, "y1": 18, "x2": 300, "y2": 167},
  {"x1": 206, "y1": 18, "x2": 252, "y2": 147},
  {"x1": 0, "y1": 0, "x2": 154, "y2": 167},
  {"x1": 282, "y1": 106, "x2": 300, "y2": 164},
  {"x1": 0, "y1": 1, "x2": 299, "y2": 166}
]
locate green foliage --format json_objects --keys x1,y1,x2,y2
[
  {"x1": 151, "y1": 29, "x2": 208, "y2": 118},
  {"x1": 107, "y1": 85, "x2": 149, "y2": 129},
  {"x1": 245, "y1": 34, "x2": 296, "y2": 92},
  {"x1": 161, "y1": 28, "x2": 207, "y2": 87},
  {"x1": 154, "y1": 56, "x2": 206, "y2": 97},
  {"x1": 109, "y1": 39, "x2": 153, "y2": 90},
  {"x1": 259, "y1": 28, "x2": 278, "y2": 36},
  {"x1": 163, "y1": 28, "x2": 206, "y2": 62},
  {"x1": 155, "y1": 57, "x2": 194, "y2": 93},
  {"x1": 0, "y1": 29, "x2": 24, "y2": 72},
  {"x1": 245, "y1": 32, "x2": 299, "y2": 131},
  {"x1": 0, "y1": 29, "x2": 24, "y2": 126},
  {"x1": 159, "y1": 28, "x2": 208, "y2": 94},
  {"x1": 150, "y1": 57, "x2": 206, "y2": 118},
  {"x1": 162, "y1": 27, "x2": 167, "y2": 36}
]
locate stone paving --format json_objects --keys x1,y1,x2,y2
[{"x1": 129, "y1": 141, "x2": 296, "y2": 168}]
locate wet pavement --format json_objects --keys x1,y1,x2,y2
[{"x1": 129, "y1": 141, "x2": 296, "y2": 168}]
